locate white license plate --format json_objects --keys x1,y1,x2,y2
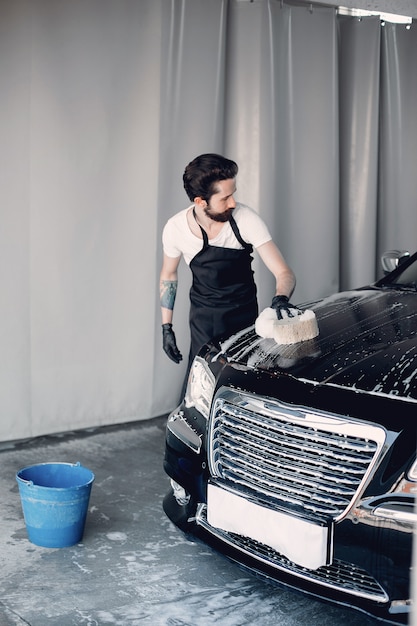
[{"x1": 207, "y1": 482, "x2": 332, "y2": 570}]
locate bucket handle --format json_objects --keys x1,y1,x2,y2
[{"x1": 20, "y1": 479, "x2": 34, "y2": 486}]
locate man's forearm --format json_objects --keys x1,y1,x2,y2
[
  {"x1": 274, "y1": 270, "x2": 296, "y2": 299},
  {"x1": 160, "y1": 279, "x2": 178, "y2": 324}
]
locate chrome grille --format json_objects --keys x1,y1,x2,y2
[
  {"x1": 196, "y1": 505, "x2": 389, "y2": 603},
  {"x1": 208, "y1": 389, "x2": 386, "y2": 522}
]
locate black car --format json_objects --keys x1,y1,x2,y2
[{"x1": 163, "y1": 249, "x2": 417, "y2": 625}]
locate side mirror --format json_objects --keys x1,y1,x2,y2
[{"x1": 381, "y1": 250, "x2": 410, "y2": 275}]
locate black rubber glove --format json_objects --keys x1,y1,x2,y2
[
  {"x1": 271, "y1": 295, "x2": 302, "y2": 320},
  {"x1": 162, "y1": 323, "x2": 183, "y2": 364}
]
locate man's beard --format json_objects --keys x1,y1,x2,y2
[{"x1": 204, "y1": 206, "x2": 234, "y2": 223}]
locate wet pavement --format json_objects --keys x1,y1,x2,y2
[{"x1": 0, "y1": 416, "x2": 391, "y2": 625}]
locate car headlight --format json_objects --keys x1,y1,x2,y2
[
  {"x1": 407, "y1": 458, "x2": 417, "y2": 482},
  {"x1": 184, "y1": 356, "x2": 215, "y2": 419}
]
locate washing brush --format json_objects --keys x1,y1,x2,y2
[{"x1": 255, "y1": 306, "x2": 319, "y2": 345}]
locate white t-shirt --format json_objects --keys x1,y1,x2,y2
[{"x1": 162, "y1": 202, "x2": 272, "y2": 265}]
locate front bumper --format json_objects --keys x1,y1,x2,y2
[{"x1": 163, "y1": 405, "x2": 414, "y2": 625}]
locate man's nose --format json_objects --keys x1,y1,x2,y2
[{"x1": 228, "y1": 196, "x2": 236, "y2": 209}]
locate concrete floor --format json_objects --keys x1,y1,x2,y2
[{"x1": 0, "y1": 416, "x2": 386, "y2": 626}]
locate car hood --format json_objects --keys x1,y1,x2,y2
[{"x1": 219, "y1": 288, "x2": 417, "y2": 401}]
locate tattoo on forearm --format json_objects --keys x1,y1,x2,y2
[{"x1": 160, "y1": 280, "x2": 177, "y2": 310}]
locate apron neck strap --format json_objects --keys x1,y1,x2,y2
[
  {"x1": 193, "y1": 207, "x2": 209, "y2": 246},
  {"x1": 229, "y1": 214, "x2": 250, "y2": 248}
]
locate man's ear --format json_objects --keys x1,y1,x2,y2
[{"x1": 194, "y1": 196, "x2": 207, "y2": 209}]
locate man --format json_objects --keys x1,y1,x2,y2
[{"x1": 160, "y1": 153, "x2": 300, "y2": 370}]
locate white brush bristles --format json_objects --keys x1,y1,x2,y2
[
  {"x1": 255, "y1": 307, "x2": 319, "y2": 345},
  {"x1": 255, "y1": 307, "x2": 277, "y2": 339}
]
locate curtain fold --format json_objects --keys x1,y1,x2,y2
[
  {"x1": 0, "y1": 0, "x2": 416, "y2": 440},
  {"x1": 378, "y1": 21, "x2": 417, "y2": 261},
  {"x1": 338, "y1": 16, "x2": 381, "y2": 289},
  {"x1": 272, "y1": 3, "x2": 340, "y2": 301},
  {"x1": 152, "y1": 0, "x2": 229, "y2": 410},
  {"x1": 0, "y1": 0, "x2": 32, "y2": 437}
]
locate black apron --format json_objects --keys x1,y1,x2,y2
[{"x1": 188, "y1": 211, "x2": 258, "y2": 365}]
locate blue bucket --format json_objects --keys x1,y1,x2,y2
[{"x1": 16, "y1": 462, "x2": 95, "y2": 548}]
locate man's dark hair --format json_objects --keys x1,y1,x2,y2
[{"x1": 183, "y1": 153, "x2": 238, "y2": 202}]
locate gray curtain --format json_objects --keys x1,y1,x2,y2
[
  {"x1": 1, "y1": 0, "x2": 416, "y2": 440},
  {"x1": 339, "y1": 15, "x2": 381, "y2": 289},
  {"x1": 378, "y1": 20, "x2": 417, "y2": 261}
]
